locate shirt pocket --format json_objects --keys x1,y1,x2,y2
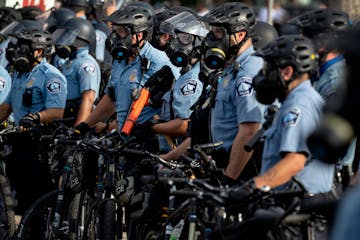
[{"x1": 214, "y1": 89, "x2": 232, "y2": 119}]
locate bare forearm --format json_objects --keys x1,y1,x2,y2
[
  {"x1": 85, "y1": 94, "x2": 115, "y2": 127},
  {"x1": 225, "y1": 122, "x2": 260, "y2": 179},
  {"x1": 75, "y1": 91, "x2": 95, "y2": 126},
  {"x1": 39, "y1": 108, "x2": 64, "y2": 123},
  {"x1": 161, "y1": 137, "x2": 191, "y2": 161},
  {"x1": 254, "y1": 153, "x2": 306, "y2": 189},
  {"x1": 152, "y1": 118, "x2": 189, "y2": 137}
]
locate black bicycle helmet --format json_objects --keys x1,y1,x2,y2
[
  {"x1": 255, "y1": 35, "x2": 318, "y2": 76},
  {"x1": 105, "y1": 5, "x2": 153, "y2": 39},
  {"x1": 11, "y1": 29, "x2": 53, "y2": 56},
  {"x1": 201, "y1": 2, "x2": 256, "y2": 34},
  {"x1": 289, "y1": 8, "x2": 349, "y2": 36},
  {"x1": 125, "y1": 1, "x2": 154, "y2": 15},
  {"x1": 252, "y1": 21, "x2": 278, "y2": 50}
]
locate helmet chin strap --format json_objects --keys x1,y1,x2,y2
[{"x1": 228, "y1": 32, "x2": 249, "y2": 56}]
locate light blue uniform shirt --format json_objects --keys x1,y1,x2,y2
[
  {"x1": 113, "y1": 41, "x2": 180, "y2": 129},
  {"x1": 211, "y1": 46, "x2": 264, "y2": 150},
  {"x1": 5, "y1": 59, "x2": 67, "y2": 125},
  {"x1": 60, "y1": 47, "x2": 101, "y2": 101},
  {"x1": 172, "y1": 62, "x2": 203, "y2": 119},
  {"x1": 95, "y1": 29, "x2": 107, "y2": 63},
  {"x1": 314, "y1": 56, "x2": 345, "y2": 101},
  {"x1": 261, "y1": 80, "x2": 334, "y2": 194},
  {"x1": 0, "y1": 66, "x2": 11, "y2": 104},
  {"x1": 0, "y1": 39, "x2": 9, "y2": 69}
]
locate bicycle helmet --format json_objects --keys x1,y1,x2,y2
[
  {"x1": 105, "y1": 5, "x2": 153, "y2": 40},
  {"x1": 252, "y1": 21, "x2": 278, "y2": 50},
  {"x1": 256, "y1": 35, "x2": 318, "y2": 75},
  {"x1": 289, "y1": 8, "x2": 349, "y2": 36},
  {"x1": 11, "y1": 29, "x2": 53, "y2": 56},
  {"x1": 201, "y1": 2, "x2": 256, "y2": 34}
]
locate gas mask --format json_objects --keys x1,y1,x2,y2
[
  {"x1": 202, "y1": 30, "x2": 231, "y2": 70},
  {"x1": 55, "y1": 45, "x2": 77, "y2": 59},
  {"x1": 168, "y1": 32, "x2": 196, "y2": 68},
  {"x1": 252, "y1": 64, "x2": 288, "y2": 105},
  {"x1": 198, "y1": 58, "x2": 223, "y2": 88},
  {"x1": 105, "y1": 27, "x2": 133, "y2": 61},
  {"x1": 6, "y1": 38, "x2": 35, "y2": 73}
]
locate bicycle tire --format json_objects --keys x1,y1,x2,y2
[
  {"x1": 101, "y1": 199, "x2": 116, "y2": 240},
  {"x1": 13, "y1": 190, "x2": 57, "y2": 240},
  {"x1": 0, "y1": 175, "x2": 15, "y2": 239}
]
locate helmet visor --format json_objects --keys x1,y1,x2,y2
[
  {"x1": 160, "y1": 11, "x2": 209, "y2": 37},
  {"x1": 52, "y1": 28, "x2": 79, "y2": 46},
  {"x1": 0, "y1": 21, "x2": 23, "y2": 39}
]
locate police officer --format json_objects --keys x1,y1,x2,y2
[
  {"x1": 76, "y1": 6, "x2": 179, "y2": 140},
  {"x1": 251, "y1": 35, "x2": 334, "y2": 195},
  {"x1": 200, "y1": 2, "x2": 264, "y2": 182},
  {"x1": 52, "y1": 17, "x2": 101, "y2": 126},
  {"x1": 0, "y1": 20, "x2": 42, "y2": 70},
  {"x1": 150, "y1": 12, "x2": 208, "y2": 151},
  {"x1": 0, "y1": 29, "x2": 67, "y2": 213},
  {"x1": 290, "y1": 8, "x2": 350, "y2": 101},
  {"x1": 291, "y1": 9, "x2": 355, "y2": 189}
]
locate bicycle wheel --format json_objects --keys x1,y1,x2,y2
[
  {"x1": 13, "y1": 190, "x2": 57, "y2": 240},
  {"x1": 0, "y1": 175, "x2": 15, "y2": 239}
]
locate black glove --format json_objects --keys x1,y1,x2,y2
[
  {"x1": 227, "y1": 179, "x2": 258, "y2": 205},
  {"x1": 19, "y1": 112, "x2": 41, "y2": 128},
  {"x1": 221, "y1": 175, "x2": 238, "y2": 187},
  {"x1": 144, "y1": 66, "x2": 175, "y2": 108},
  {"x1": 73, "y1": 122, "x2": 91, "y2": 137}
]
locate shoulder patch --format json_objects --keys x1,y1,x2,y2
[
  {"x1": 282, "y1": 108, "x2": 301, "y2": 128},
  {"x1": 46, "y1": 79, "x2": 61, "y2": 94},
  {"x1": 180, "y1": 79, "x2": 198, "y2": 96},
  {"x1": 236, "y1": 77, "x2": 253, "y2": 96},
  {"x1": 82, "y1": 63, "x2": 96, "y2": 75},
  {"x1": 0, "y1": 77, "x2": 6, "y2": 90}
]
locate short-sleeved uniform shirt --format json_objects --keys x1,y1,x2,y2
[
  {"x1": 261, "y1": 80, "x2": 334, "y2": 194},
  {"x1": 211, "y1": 46, "x2": 264, "y2": 150},
  {"x1": 5, "y1": 59, "x2": 67, "y2": 125}
]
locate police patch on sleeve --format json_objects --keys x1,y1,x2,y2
[
  {"x1": 82, "y1": 64, "x2": 96, "y2": 75},
  {"x1": 282, "y1": 108, "x2": 301, "y2": 127},
  {"x1": 0, "y1": 77, "x2": 5, "y2": 91},
  {"x1": 181, "y1": 79, "x2": 198, "y2": 96},
  {"x1": 46, "y1": 79, "x2": 61, "y2": 94},
  {"x1": 236, "y1": 77, "x2": 253, "y2": 96}
]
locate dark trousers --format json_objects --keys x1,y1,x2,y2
[{"x1": 6, "y1": 141, "x2": 55, "y2": 214}]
